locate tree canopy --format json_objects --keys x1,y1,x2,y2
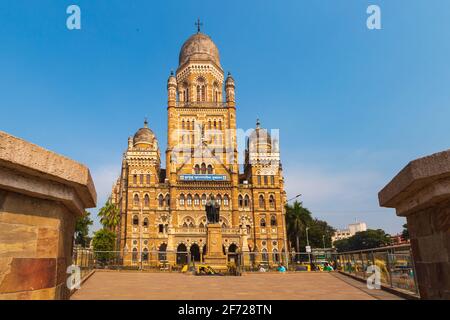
[
  {"x1": 285, "y1": 201, "x2": 335, "y2": 252},
  {"x1": 98, "y1": 196, "x2": 120, "y2": 231},
  {"x1": 75, "y1": 210, "x2": 93, "y2": 247},
  {"x1": 333, "y1": 229, "x2": 391, "y2": 252}
]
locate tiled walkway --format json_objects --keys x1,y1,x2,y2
[{"x1": 71, "y1": 271, "x2": 403, "y2": 300}]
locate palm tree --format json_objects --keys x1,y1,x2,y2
[
  {"x1": 98, "y1": 197, "x2": 120, "y2": 231},
  {"x1": 285, "y1": 201, "x2": 313, "y2": 253}
]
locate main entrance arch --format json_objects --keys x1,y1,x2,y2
[
  {"x1": 176, "y1": 243, "x2": 188, "y2": 265},
  {"x1": 190, "y1": 243, "x2": 201, "y2": 262}
]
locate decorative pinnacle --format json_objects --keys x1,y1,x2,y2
[
  {"x1": 144, "y1": 118, "x2": 148, "y2": 128},
  {"x1": 195, "y1": 18, "x2": 203, "y2": 33},
  {"x1": 256, "y1": 118, "x2": 260, "y2": 128}
]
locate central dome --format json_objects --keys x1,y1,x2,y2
[{"x1": 179, "y1": 32, "x2": 221, "y2": 67}]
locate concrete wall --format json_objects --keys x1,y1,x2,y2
[
  {"x1": 379, "y1": 149, "x2": 450, "y2": 299},
  {"x1": 0, "y1": 131, "x2": 96, "y2": 300}
]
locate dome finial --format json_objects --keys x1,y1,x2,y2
[
  {"x1": 256, "y1": 118, "x2": 260, "y2": 128},
  {"x1": 144, "y1": 117, "x2": 148, "y2": 128},
  {"x1": 195, "y1": 18, "x2": 203, "y2": 33},
  {"x1": 170, "y1": 69, "x2": 174, "y2": 76}
]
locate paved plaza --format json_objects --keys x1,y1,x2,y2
[{"x1": 71, "y1": 271, "x2": 402, "y2": 300}]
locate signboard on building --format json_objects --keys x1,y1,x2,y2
[
  {"x1": 305, "y1": 246, "x2": 311, "y2": 253},
  {"x1": 179, "y1": 174, "x2": 227, "y2": 182}
]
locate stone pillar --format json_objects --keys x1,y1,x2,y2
[
  {"x1": 0, "y1": 131, "x2": 96, "y2": 300},
  {"x1": 379, "y1": 150, "x2": 450, "y2": 300}
]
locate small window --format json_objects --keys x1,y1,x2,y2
[
  {"x1": 144, "y1": 194, "x2": 150, "y2": 207},
  {"x1": 259, "y1": 195, "x2": 265, "y2": 209},
  {"x1": 207, "y1": 165, "x2": 213, "y2": 174},
  {"x1": 194, "y1": 194, "x2": 200, "y2": 206},
  {"x1": 159, "y1": 224, "x2": 164, "y2": 233},
  {"x1": 134, "y1": 194, "x2": 139, "y2": 206},
  {"x1": 133, "y1": 215, "x2": 139, "y2": 226},
  {"x1": 194, "y1": 165, "x2": 200, "y2": 174},
  {"x1": 143, "y1": 217, "x2": 149, "y2": 227},
  {"x1": 165, "y1": 195, "x2": 170, "y2": 207},
  {"x1": 180, "y1": 194, "x2": 185, "y2": 206},
  {"x1": 260, "y1": 218, "x2": 266, "y2": 227},
  {"x1": 140, "y1": 174, "x2": 143, "y2": 185},
  {"x1": 201, "y1": 163, "x2": 206, "y2": 174},
  {"x1": 158, "y1": 194, "x2": 164, "y2": 207},
  {"x1": 133, "y1": 174, "x2": 137, "y2": 184},
  {"x1": 146, "y1": 174, "x2": 151, "y2": 184},
  {"x1": 238, "y1": 195, "x2": 243, "y2": 208},
  {"x1": 270, "y1": 215, "x2": 277, "y2": 226},
  {"x1": 224, "y1": 195, "x2": 229, "y2": 206},
  {"x1": 187, "y1": 194, "x2": 192, "y2": 206},
  {"x1": 257, "y1": 176, "x2": 261, "y2": 185},
  {"x1": 264, "y1": 176, "x2": 268, "y2": 185},
  {"x1": 270, "y1": 175, "x2": 275, "y2": 185},
  {"x1": 269, "y1": 195, "x2": 275, "y2": 208}
]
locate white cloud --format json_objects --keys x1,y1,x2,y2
[{"x1": 283, "y1": 163, "x2": 405, "y2": 234}]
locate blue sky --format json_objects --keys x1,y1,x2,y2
[{"x1": 1, "y1": 1, "x2": 450, "y2": 235}]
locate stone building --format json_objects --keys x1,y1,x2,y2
[{"x1": 112, "y1": 28, "x2": 287, "y2": 267}]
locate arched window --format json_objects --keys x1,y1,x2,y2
[
  {"x1": 181, "y1": 120, "x2": 185, "y2": 130},
  {"x1": 194, "y1": 164, "x2": 200, "y2": 174},
  {"x1": 158, "y1": 194, "x2": 164, "y2": 207},
  {"x1": 264, "y1": 175, "x2": 268, "y2": 185},
  {"x1": 201, "y1": 163, "x2": 206, "y2": 174},
  {"x1": 269, "y1": 195, "x2": 275, "y2": 208},
  {"x1": 142, "y1": 248, "x2": 149, "y2": 262},
  {"x1": 187, "y1": 194, "x2": 192, "y2": 206},
  {"x1": 224, "y1": 194, "x2": 230, "y2": 206},
  {"x1": 133, "y1": 174, "x2": 137, "y2": 184},
  {"x1": 257, "y1": 176, "x2": 261, "y2": 185},
  {"x1": 270, "y1": 215, "x2": 277, "y2": 226},
  {"x1": 194, "y1": 194, "x2": 200, "y2": 206},
  {"x1": 139, "y1": 174, "x2": 143, "y2": 184},
  {"x1": 244, "y1": 195, "x2": 250, "y2": 208},
  {"x1": 196, "y1": 85, "x2": 201, "y2": 102},
  {"x1": 133, "y1": 215, "x2": 139, "y2": 226},
  {"x1": 238, "y1": 195, "x2": 243, "y2": 208},
  {"x1": 134, "y1": 194, "x2": 139, "y2": 206},
  {"x1": 199, "y1": 222, "x2": 205, "y2": 228},
  {"x1": 159, "y1": 243, "x2": 167, "y2": 261},
  {"x1": 216, "y1": 194, "x2": 222, "y2": 205},
  {"x1": 270, "y1": 175, "x2": 275, "y2": 185},
  {"x1": 180, "y1": 194, "x2": 185, "y2": 206},
  {"x1": 260, "y1": 218, "x2": 266, "y2": 227},
  {"x1": 165, "y1": 194, "x2": 170, "y2": 207},
  {"x1": 219, "y1": 120, "x2": 222, "y2": 130},
  {"x1": 132, "y1": 248, "x2": 138, "y2": 262},
  {"x1": 144, "y1": 194, "x2": 150, "y2": 207},
  {"x1": 201, "y1": 194, "x2": 207, "y2": 205},
  {"x1": 259, "y1": 195, "x2": 265, "y2": 209},
  {"x1": 146, "y1": 174, "x2": 150, "y2": 184},
  {"x1": 262, "y1": 249, "x2": 269, "y2": 262},
  {"x1": 143, "y1": 217, "x2": 149, "y2": 227},
  {"x1": 207, "y1": 164, "x2": 213, "y2": 174},
  {"x1": 273, "y1": 249, "x2": 279, "y2": 263},
  {"x1": 213, "y1": 120, "x2": 217, "y2": 129}
]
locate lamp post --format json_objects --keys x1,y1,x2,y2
[
  {"x1": 306, "y1": 226, "x2": 311, "y2": 265},
  {"x1": 282, "y1": 194, "x2": 302, "y2": 270}
]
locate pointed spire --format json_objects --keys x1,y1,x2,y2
[
  {"x1": 195, "y1": 18, "x2": 203, "y2": 33},
  {"x1": 170, "y1": 70, "x2": 174, "y2": 76},
  {"x1": 144, "y1": 117, "x2": 148, "y2": 128},
  {"x1": 256, "y1": 118, "x2": 260, "y2": 129}
]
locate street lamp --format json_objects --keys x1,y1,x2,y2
[
  {"x1": 306, "y1": 226, "x2": 311, "y2": 265},
  {"x1": 282, "y1": 193, "x2": 302, "y2": 270}
]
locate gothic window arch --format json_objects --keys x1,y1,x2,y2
[
  {"x1": 194, "y1": 164, "x2": 200, "y2": 174},
  {"x1": 269, "y1": 195, "x2": 275, "y2": 209},
  {"x1": 260, "y1": 218, "x2": 266, "y2": 227},
  {"x1": 201, "y1": 194, "x2": 207, "y2": 205},
  {"x1": 257, "y1": 175, "x2": 261, "y2": 185},
  {"x1": 264, "y1": 175, "x2": 268, "y2": 185},
  {"x1": 133, "y1": 194, "x2": 140, "y2": 206},
  {"x1": 187, "y1": 194, "x2": 192, "y2": 206},
  {"x1": 238, "y1": 195, "x2": 243, "y2": 208},
  {"x1": 207, "y1": 164, "x2": 213, "y2": 174},
  {"x1": 244, "y1": 195, "x2": 250, "y2": 208},
  {"x1": 179, "y1": 194, "x2": 185, "y2": 206},
  {"x1": 270, "y1": 215, "x2": 277, "y2": 226},
  {"x1": 270, "y1": 175, "x2": 275, "y2": 185},
  {"x1": 201, "y1": 163, "x2": 206, "y2": 174},
  {"x1": 223, "y1": 194, "x2": 230, "y2": 206},
  {"x1": 132, "y1": 248, "x2": 138, "y2": 262},
  {"x1": 144, "y1": 194, "x2": 150, "y2": 207},
  {"x1": 165, "y1": 194, "x2": 170, "y2": 207},
  {"x1": 194, "y1": 194, "x2": 200, "y2": 206},
  {"x1": 259, "y1": 195, "x2": 265, "y2": 209},
  {"x1": 216, "y1": 194, "x2": 222, "y2": 205},
  {"x1": 143, "y1": 217, "x2": 149, "y2": 228},
  {"x1": 158, "y1": 194, "x2": 164, "y2": 207},
  {"x1": 133, "y1": 215, "x2": 139, "y2": 226}
]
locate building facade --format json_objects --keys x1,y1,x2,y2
[
  {"x1": 112, "y1": 28, "x2": 287, "y2": 267},
  {"x1": 331, "y1": 222, "x2": 367, "y2": 244}
]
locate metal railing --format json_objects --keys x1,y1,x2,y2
[{"x1": 334, "y1": 244, "x2": 419, "y2": 296}]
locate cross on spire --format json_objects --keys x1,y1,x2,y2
[{"x1": 195, "y1": 18, "x2": 203, "y2": 33}]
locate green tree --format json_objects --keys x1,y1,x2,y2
[
  {"x1": 92, "y1": 228, "x2": 116, "y2": 264},
  {"x1": 307, "y1": 219, "x2": 335, "y2": 248},
  {"x1": 75, "y1": 210, "x2": 93, "y2": 247},
  {"x1": 401, "y1": 223, "x2": 409, "y2": 241},
  {"x1": 334, "y1": 229, "x2": 391, "y2": 252},
  {"x1": 98, "y1": 197, "x2": 120, "y2": 231},
  {"x1": 285, "y1": 201, "x2": 313, "y2": 252}
]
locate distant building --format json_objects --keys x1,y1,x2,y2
[
  {"x1": 331, "y1": 222, "x2": 367, "y2": 244},
  {"x1": 389, "y1": 233, "x2": 409, "y2": 245}
]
